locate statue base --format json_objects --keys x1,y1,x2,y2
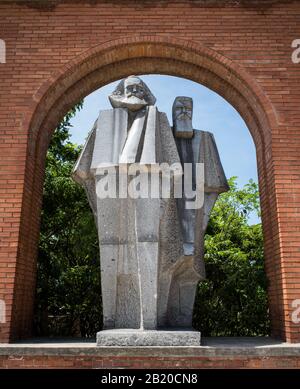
[{"x1": 96, "y1": 329, "x2": 201, "y2": 346}]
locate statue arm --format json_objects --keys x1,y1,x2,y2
[
  {"x1": 192, "y1": 130, "x2": 229, "y2": 234},
  {"x1": 72, "y1": 119, "x2": 97, "y2": 185},
  {"x1": 72, "y1": 120, "x2": 98, "y2": 219},
  {"x1": 197, "y1": 130, "x2": 229, "y2": 194}
]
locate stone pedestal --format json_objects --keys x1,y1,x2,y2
[{"x1": 96, "y1": 329, "x2": 201, "y2": 346}]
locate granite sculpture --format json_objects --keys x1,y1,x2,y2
[
  {"x1": 72, "y1": 76, "x2": 228, "y2": 346},
  {"x1": 168, "y1": 96, "x2": 229, "y2": 328}
]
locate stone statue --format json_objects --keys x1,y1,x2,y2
[
  {"x1": 72, "y1": 77, "x2": 228, "y2": 346},
  {"x1": 166, "y1": 96, "x2": 229, "y2": 328}
]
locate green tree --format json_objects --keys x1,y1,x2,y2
[
  {"x1": 34, "y1": 102, "x2": 102, "y2": 338},
  {"x1": 193, "y1": 177, "x2": 270, "y2": 336}
]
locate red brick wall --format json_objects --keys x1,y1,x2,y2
[
  {"x1": 0, "y1": 0, "x2": 300, "y2": 343},
  {"x1": 1, "y1": 354, "x2": 300, "y2": 369}
]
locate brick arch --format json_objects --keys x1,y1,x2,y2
[
  {"x1": 28, "y1": 35, "x2": 277, "y2": 151},
  {"x1": 10, "y1": 36, "x2": 284, "y2": 341}
]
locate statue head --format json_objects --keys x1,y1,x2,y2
[
  {"x1": 109, "y1": 76, "x2": 156, "y2": 112},
  {"x1": 172, "y1": 96, "x2": 194, "y2": 137}
]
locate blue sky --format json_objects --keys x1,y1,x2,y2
[{"x1": 69, "y1": 75, "x2": 260, "y2": 224}]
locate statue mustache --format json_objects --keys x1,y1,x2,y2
[
  {"x1": 176, "y1": 113, "x2": 192, "y2": 120},
  {"x1": 126, "y1": 93, "x2": 144, "y2": 99}
]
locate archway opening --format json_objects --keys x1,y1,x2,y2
[
  {"x1": 11, "y1": 37, "x2": 282, "y2": 342},
  {"x1": 33, "y1": 74, "x2": 269, "y2": 338}
]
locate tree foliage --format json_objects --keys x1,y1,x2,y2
[
  {"x1": 34, "y1": 102, "x2": 102, "y2": 338},
  {"x1": 35, "y1": 105, "x2": 270, "y2": 338},
  {"x1": 193, "y1": 177, "x2": 270, "y2": 336}
]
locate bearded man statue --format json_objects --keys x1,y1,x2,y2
[
  {"x1": 73, "y1": 76, "x2": 182, "y2": 341},
  {"x1": 165, "y1": 96, "x2": 229, "y2": 328},
  {"x1": 72, "y1": 77, "x2": 228, "y2": 346}
]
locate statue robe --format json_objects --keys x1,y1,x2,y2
[
  {"x1": 73, "y1": 107, "x2": 228, "y2": 330},
  {"x1": 162, "y1": 130, "x2": 229, "y2": 327},
  {"x1": 73, "y1": 106, "x2": 182, "y2": 330}
]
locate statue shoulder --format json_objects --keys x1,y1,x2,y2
[
  {"x1": 157, "y1": 110, "x2": 172, "y2": 131},
  {"x1": 97, "y1": 107, "x2": 126, "y2": 120},
  {"x1": 157, "y1": 109, "x2": 167, "y2": 118},
  {"x1": 156, "y1": 110, "x2": 173, "y2": 132},
  {"x1": 156, "y1": 109, "x2": 181, "y2": 165},
  {"x1": 193, "y1": 129, "x2": 214, "y2": 138},
  {"x1": 193, "y1": 130, "x2": 229, "y2": 193}
]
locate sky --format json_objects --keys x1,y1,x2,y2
[{"x1": 69, "y1": 75, "x2": 260, "y2": 224}]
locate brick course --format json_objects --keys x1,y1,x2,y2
[
  {"x1": 0, "y1": 0, "x2": 300, "y2": 344},
  {"x1": 0, "y1": 354, "x2": 299, "y2": 369},
  {"x1": 1, "y1": 339, "x2": 300, "y2": 369}
]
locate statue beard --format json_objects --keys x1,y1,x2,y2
[
  {"x1": 173, "y1": 117, "x2": 193, "y2": 134},
  {"x1": 118, "y1": 95, "x2": 148, "y2": 111}
]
